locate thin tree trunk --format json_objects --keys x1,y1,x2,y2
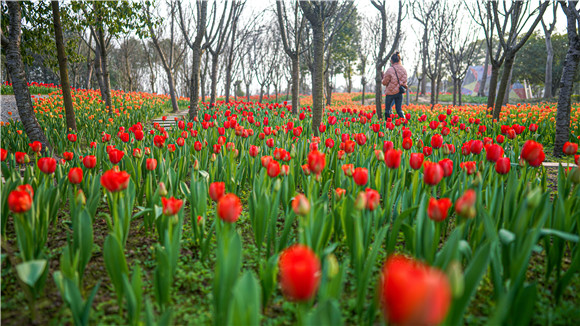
[
  {"x1": 458, "y1": 78, "x2": 464, "y2": 106},
  {"x1": 51, "y1": 1, "x2": 76, "y2": 131},
  {"x1": 3, "y1": 2, "x2": 51, "y2": 152},
  {"x1": 246, "y1": 83, "x2": 250, "y2": 102},
  {"x1": 487, "y1": 64, "x2": 500, "y2": 111},
  {"x1": 478, "y1": 49, "x2": 489, "y2": 97},
  {"x1": 452, "y1": 78, "x2": 457, "y2": 106},
  {"x1": 311, "y1": 23, "x2": 324, "y2": 135},
  {"x1": 554, "y1": 37, "x2": 580, "y2": 156},
  {"x1": 209, "y1": 54, "x2": 218, "y2": 107},
  {"x1": 361, "y1": 81, "x2": 366, "y2": 105},
  {"x1": 493, "y1": 54, "x2": 515, "y2": 119},
  {"x1": 97, "y1": 29, "x2": 112, "y2": 112},
  {"x1": 166, "y1": 68, "x2": 179, "y2": 113},
  {"x1": 189, "y1": 46, "x2": 201, "y2": 117},
  {"x1": 375, "y1": 67, "x2": 383, "y2": 118},
  {"x1": 503, "y1": 62, "x2": 514, "y2": 105},
  {"x1": 259, "y1": 87, "x2": 263, "y2": 103},
  {"x1": 544, "y1": 34, "x2": 554, "y2": 98},
  {"x1": 291, "y1": 55, "x2": 300, "y2": 114},
  {"x1": 225, "y1": 16, "x2": 237, "y2": 103},
  {"x1": 420, "y1": 28, "x2": 428, "y2": 95},
  {"x1": 93, "y1": 44, "x2": 107, "y2": 104}
]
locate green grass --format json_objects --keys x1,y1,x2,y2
[{"x1": 1, "y1": 84, "x2": 59, "y2": 95}]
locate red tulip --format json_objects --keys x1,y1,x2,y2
[
  {"x1": 133, "y1": 148, "x2": 142, "y2": 158},
  {"x1": 353, "y1": 167, "x2": 368, "y2": 186},
  {"x1": 194, "y1": 141, "x2": 203, "y2": 151},
  {"x1": 154, "y1": 135, "x2": 165, "y2": 148},
  {"x1": 209, "y1": 182, "x2": 226, "y2": 202},
  {"x1": 521, "y1": 140, "x2": 545, "y2": 167},
  {"x1": 496, "y1": 134, "x2": 505, "y2": 144},
  {"x1": 8, "y1": 189, "x2": 33, "y2": 213},
  {"x1": 325, "y1": 138, "x2": 335, "y2": 148},
  {"x1": 249, "y1": 145, "x2": 260, "y2": 157},
  {"x1": 83, "y1": 155, "x2": 97, "y2": 169},
  {"x1": 307, "y1": 150, "x2": 326, "y2": 175},
  {"x1": 335, "y1": 188, "x2": 346, "y2": 200},
  {"x1": 68, "y1": 167, "x2": 83, "y2": 184},
  {"x1": 495, "y1": 157, "x2": 511, "y2": 175},
  {"x1": 438, "y1": 159, "x2": 453, "y2": 177},
  {"x1": 67, "y1": 134, "x2": 77, "y2": 142},
  {"x1": 16, "y1": 184, "x2": 34, "y2": 198},
  {"x1": 29, "y1": 141, "x2": 42, "y2": 153},
  {"x1": 409, "y1": 153, "x2": 424, "y2": 170},
  {"x1": 423, "y1": 161, "x2": 443, "y2": 186},
  {"x1": 427, "y1": 197, "x2": 452, "y2": 222},
  {"x1": 402, "y1": 137, "x2": 413, "y2": 150},
  {"x1": 456, "y1": 189, "x2": 476, "y2": 218},
  {"x1": 365, "y1": 188, "x2": 380, "y2": 211},
  {"x1": 37, "y1": 157, "x2": 57, "y2": 174},
  {"x1": 267, "y1": 160, "x2": 281, "y2": 178},
  {"x1": 379, "y1": 255, "x2": 451, "y2": 326},
  {"x1": 63, "y1": 152, "x2": 74, "y2": 161},
  {"x1": 217, "y1": 193, "x2": 242, "y2": 223},
  {"x1": 292, "y1": 194, "x2": 310, "y2": 216},
  {"x1": 423, "y1": 146, "x2": 433, "y2": 157},
  {"x1": 575, "y1": 154, "x2": 579, "y2": 166},
  {"x1": 485, "y1": 144, "x2": 504, "y2": 162},
  {"x1": 162, "y1": 196, "x2": 183, "y2": 216},
  {"x1": 279, "y1": 245, "x2": 321, "y2": 302},
  {"x1": 385, "y1": 149, "x2": 402, "y2": 169},
  {"x1": 0, "y1": 148, "x2": 6, "y2": 162},
  {"x1": 100, "y1": 169, "x2": 131, "y2": 192},
  {"x1": 383, "y1": 140, "x2": 394, "y2": 152},
  {"x1": 470, "y1": 140, "x2": 483, "y2": 155},
  {"x1": 108, "y1": 149, "x2": 124, "y2": 164},
  {"x1": 146, "y1": 158, "x2": 157, "y2": 171},
  {"x1": 460, "y1": 161, "x2": 477, "y2": 175},
  {"x1": 430, "y1": 134, "x2": 443, "y2": 149},
  {"x1": 563, "y1": 142, "x2": 578, "y2": 156}
]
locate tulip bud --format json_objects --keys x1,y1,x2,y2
[
  {"x1": 75, "y1": 189, "x2": 86, "y2": 206},
  {"x1": 374, "y1": 149, "x2": 384, "y2": 161},
  {"x1": 193, "y1": 159, "x2": 200, "y2": 170},
  {"x1": 326, "y1": 254, "x2": 339, "y2": 279},
  {"x1": 210, "y1": 153, "x2": 217, "y2": 162},
  {"x1": 472, "y1": 172, "x2": 482, "y2": 187},
  {"x1": 519, "y1": 157, "x2": 526, "y2": 168},
  {"x1": 355, "y1": 192, "x2": 367, "y2": 210},
  {"x1": 158, "y1": 182, "x2": 168, "y2": 196},
  {"x1": 447, "y1": 260, "x2": 464, "y2": 298},
  {"x1": 526, "y1": 187, "x2": 542, "y2": 209},
  {"x1": 290, "y1": 144, "x2": 297, "y2": 157},
  {"x1": 292, "y1": 194, "x2": 310, "y2": 216},
  {"x1": 273, "y1": 178, "x2": 282, "y2": 192},
  {"x1": 571, "y1": 167, "x2": 580, "y2": 184}
]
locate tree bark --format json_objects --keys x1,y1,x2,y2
[
  {"x1": 96, "y1": 28, "x2": 112, "y2": 112},
  {"x1": 310, "y1": 22, "x2": 325, "y2": 136},
  {"x1": 51, "y1": 1, "x2": 76, "y2": 131},
  {"x1": 503, "y1": 61, "x2": 514, "y2": 105},
  {"x1": 545, "y1": 34, "x2": 554, "y2": 98},
  {"x1": 375, "y1": 67, "x2": 383, "y2": 118},
  {"x1": 487, "y1": 64, "x2": 500, "y2": 112},
  {"x1": 361, "y1": 79, "x2": 366, "y2": 105},
  {"x1": 166, "y1": 67, "x2": 179, "y2": 113},
  {"x1": 493, "y1": 54, "x2": 515, "y2": 119},
  {"x1": 3, "y1": 2, "x2": 51, "y2": 152},
  {"x1": 478, "y1": 48, "x2": 489, "y2": 97},
  {"x1": 420, "y1": 27, "x2": 428, "y2": 95},
  {"x1": 209, "y1": 53, "x2": 219, "y2": 107},
  {"x1": 459, "y1": 78, "x2": 464, "y2": 105},
  {"x1": 554, "y1": 2, "x2": 580, "y2": 157},
  {"x1": 190, "y1": 45, "x2": 201, "y2": 114},
  {"x1": 291, "y1": 56, "x2": 300, "y2": 114},
  {"x1": 246, "y1": 83, "x2": 250, "y2": 102},
  {"x1": 225, "y1": 12, "x2": 237, "y2": 104},
  {"x1": 452, "y1": 78, "x2": 457, "y2": 106},
  {"x1": 93, "y1": 44, "x2": 107, "y2": 102}
]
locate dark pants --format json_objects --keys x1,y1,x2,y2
[{"x1": 385, "y1": 92, "x2": 404, "y2": 119}]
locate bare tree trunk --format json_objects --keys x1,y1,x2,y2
[
  {"x1": 259, "y1": 87, "x2": 263, "y2": 103},
  {"x1": 166, "y1": 68, "x2": 179, "y2": 113},
  {"x1": 291, "y1": 56, "x2": 300, "y2": 113},
  {"x1": 97, "y1": 28, "x2": 112, "y2": 112},
  {"x1": 420, "y1": 28, "x2": 428, "y2": 95},
  {"x1": 225, "y1": 15, "x2": 237, "y2": 103},
  {"x1": 246, "y1": 83, "x2": 250, "y2": 102},
  {"x1": 190, "y1": 46, "x2": 201, "y2": 115},
  {"x1": 311, "y1": 23, "x2": 324, "y2": 135},
  {"x1": 209, "y1": 54, "x2": 218, "y2": 107},
  {"x1": 493, "y1": 54, "x2": 515, "y2": 119},
  {"x1": 544, "y1": 34, "x2": 554, "y2": 98},
  {"x1": 361, "y1": 80, "x2": 366, "y2": 105},
  {"x1": 452, "y1": 78, "x2": 457, "y2": 106},
  {"x1": 3, "y1": 2, "x2": 51, "y2": 152},
  {"x1": 487, "y1": 64, "x2": 500, "y2": 111},
  {"x1": 93, "y1": 43, "x2": 107, "y2": 104},
  {"x1": 375, "y1": 67, "x2": 383, "y2": 118},
  {"x1": 478, "y1": 49, "x2": 489, "y2": 97},
  {"x1": 459, "y1": 78, "x2": 464, "y2": 105},
  {"x1": 51, "y1": 1, "x2": 76, "y2": 131},
  {"x1": 503, "y1": 62, "x2": 513, "y2": 105}
]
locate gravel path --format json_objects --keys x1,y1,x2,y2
[{"x1": 1, "y1": 94, "x2": 49, "y2": 123}]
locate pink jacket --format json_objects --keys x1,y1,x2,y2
[{"x1": 382, "y1": 62, "x2": 408, "y2": 95}]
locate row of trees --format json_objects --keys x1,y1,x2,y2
[{"x1": 2, "y1": 1, "x2": 580, "y2": 155}]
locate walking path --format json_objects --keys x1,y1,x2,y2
[
  {"x1": 150, "y1": 108, "x2": 189, "y2": 129},
  {"x1": 0, "y1": 94, "x2": 49, "y2": 123}
]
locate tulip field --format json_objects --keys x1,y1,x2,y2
[{"x1": 2, "y1": 86, "x2": 580, "y2": 325}]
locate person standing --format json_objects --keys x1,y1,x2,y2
[{"x1": 382, "y1": 52, "x2": 408, "y2": 120}]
